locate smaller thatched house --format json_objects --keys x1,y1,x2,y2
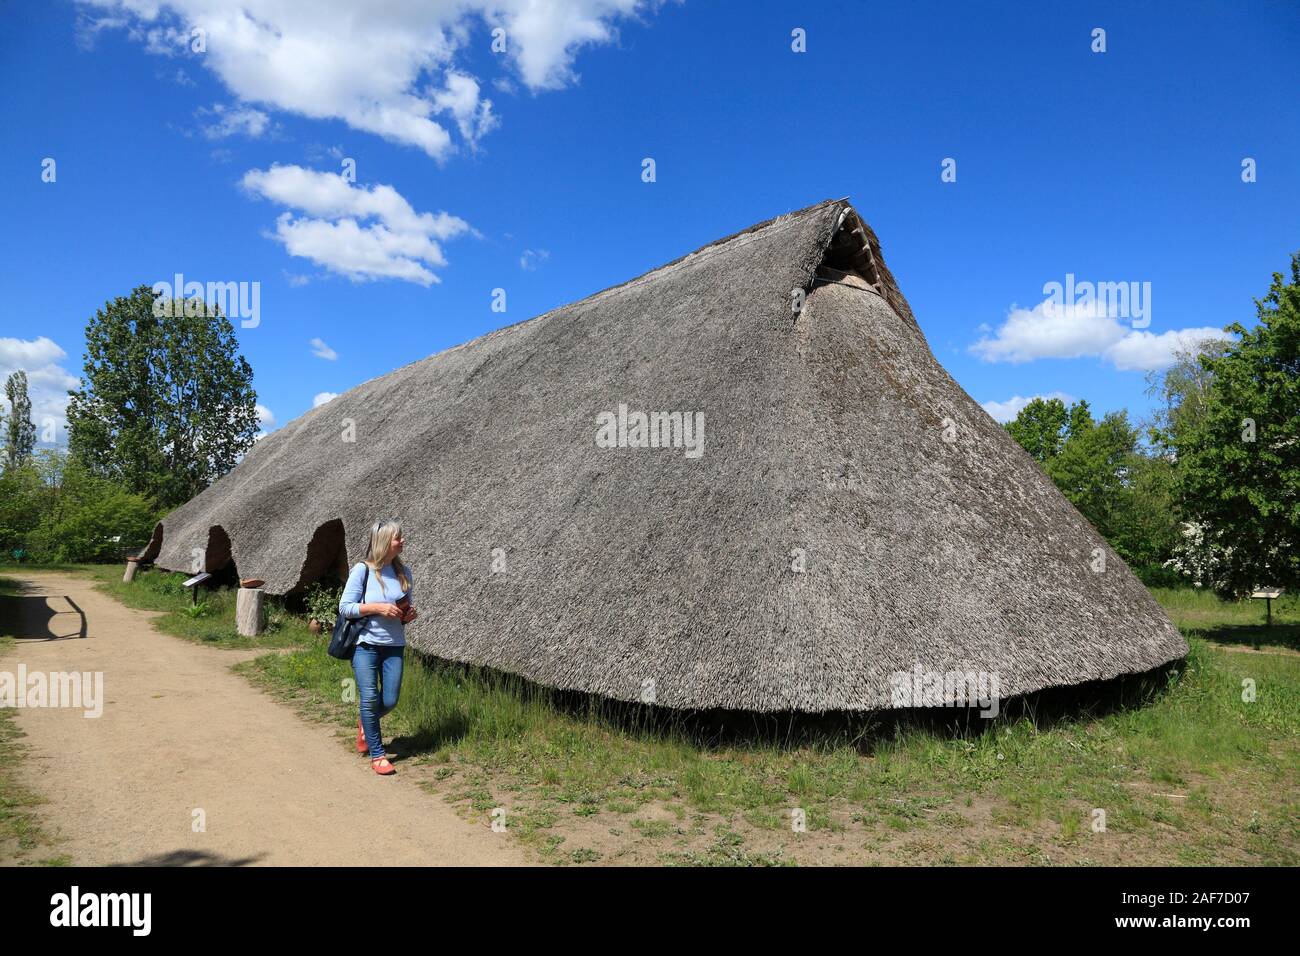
[{"x1": 144, "y1": 198, "x2": 1187, "y2": 712}]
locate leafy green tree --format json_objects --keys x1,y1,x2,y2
[
  {"x1": 1171, "y1": 253, "x2": 1300, "y2": 597},
  {"x1": 1006, "y1": 398, "x2": 1181, "y2": 573},
  {"x1": 1005, "y1": 397, "x2": 1068, "y2": 464},
  {"x1": 1145, "y1": 337, "x2": 1232, "y2": 453},
  {"x1": 25, "y1": 452, "x2": 160, "y2": 563},
  {"x1": 2, "y1": 370, "x2": 37, "y2": 470},
  {"x1": 0, "y1": 458, "x2": 44, "y2": 555},
  {"x1": 66, "y1": 285, "x2": 259, "y2": 508},
  {"x1": 1044, "y1": 404, "x2": 1135, "y2": 542},
  {"x1": 1106, "y1": 452, "x2": 1182, "y2": 572}
]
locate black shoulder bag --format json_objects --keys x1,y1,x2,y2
[{"x1": 327, "y1": 563, "x2": 370, "y2": 660}]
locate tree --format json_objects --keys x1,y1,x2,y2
[
  {"x1": 1005, "y1": 397, "x2": 1068, "y2": 464},
  {"x1": 2, "y1": 370, "x2": 37, "y2": 470},
  {"x1": 1043, "y1": 403, "x2": 1135, "y2": 543},
  {"x1": 1005, "y1": 398, "x2": 1181, "y2": 574},
  {"x1": 1170, "y1": 252, "x2": 1300, "y2": 598},
  {"x1": 0, "y1": 457, "x2": 44, "y2": 555},
  {"x1": 1145, "y1": 337, "x2": 1232, "y2": 454},
  {"x1": 1113, "y1": 453, "x2": 1182, "y2": 573},
  {"x1": 0, "y1": 449, "x2": 160, "y2": 563},
  {"x1": 66, "y1": 285, "x2": 259, "y2": 509},
  {"x1": 22, "y1": 451, "x2": 160, "y2": 563}
]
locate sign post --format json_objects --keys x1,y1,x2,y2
[
  {"x1": 1249, "y1": 587, "x2": 1283, "y2": 626},
  {"x1": 182, "y1": 571, "x2": 212, "y2": 606}
]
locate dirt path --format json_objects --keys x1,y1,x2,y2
[{"x1": 0, "y1": 571, "x2": 526, "y2": 866}]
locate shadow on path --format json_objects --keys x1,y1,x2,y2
[
  {"x1": 109, "y1": 849, "x2": 266, "y2": 867},
  {"x1": 0, "y1": 590, "x2": 88, "y2": 642}
]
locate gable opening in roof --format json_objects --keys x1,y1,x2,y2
[
  {"x1": 807, "y1": 203, "x2": 920, "y2": 334},
  {"x1": 818, "y1": 206, "x2": 885, "y2": 294}
]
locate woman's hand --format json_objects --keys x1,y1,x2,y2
[
  {"x1": 364, "y1": 602, "x2": 404, "y2": 619},
  {"x1": 401, "y1": 606, "x2": 418, "y2": 624}
]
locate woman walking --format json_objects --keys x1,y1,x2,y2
[{"x1": 338, "y1": 520, "x2": 416, "y2": 775}]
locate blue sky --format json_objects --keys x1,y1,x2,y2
[{"x1": 2, "y1": 0, "x2": 1297, "y2": 443}]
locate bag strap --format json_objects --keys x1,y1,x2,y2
[{"x1": 357, "y1": 563, "x2": 371, "y2": 620}]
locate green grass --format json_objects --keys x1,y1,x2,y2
[
  {"x1": 1151, "y1": 587, "x2": 1300, "y2": 652},
  {"x1": 79, "y1": 565, "x2": 314, "y2": 650},
  {"x1": 7, "y1": 564, "x2": 1296, "y2": 866},
  {"x1": 232, "y1": 586, "x2": 1299, "y2": 865},
  {"x1": 0, "y1": 699, "x2": 71, "y2": 865}
]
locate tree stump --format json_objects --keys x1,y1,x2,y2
[
  {"x1": 123, "y1": 558, "x2": 140, "y2": 583},
  {"x1": 236, "y1": 587, "x2": 265, "y2": 637}
]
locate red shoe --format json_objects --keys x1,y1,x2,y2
[
  {"x1": 356, "y1": 719, "x2": 367, "y2": 753},
  {"x1": 371, "y1": 757, "x2": 396, "y2": 776}
]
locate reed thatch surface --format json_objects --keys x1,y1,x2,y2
[{"x1": 149, "y1": 198, "x2": 1187, "y2": 711}]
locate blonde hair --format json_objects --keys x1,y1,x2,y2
[{"x1": 364, "y1": 520, "x2": 410, "y2": 594}]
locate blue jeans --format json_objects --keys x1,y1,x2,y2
[{"x1": 352, "y1": 643, "x2": 405, "y2": 758}]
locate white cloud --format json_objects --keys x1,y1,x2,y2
[
  {"x1": 980, "y1": 391, "x2": 1074, "y2": 424},
  {"x1": 497, "y1": 0, "x2": 642, "y2": 90},
  {"x1": 242, "y1": 164, "x2": 472, "y2": 284},
  {"x1": 971, "y1": 298, "x2": 1230, "y2": 372},
  {"x1": 74, "y1": 11, "x2": 129, "y2": 51},
  {"x1": 199, "y1": 102, "x2": 271, "y2": 139},
  {"x1": 309, "y1": 337, "x2": 337, "y2": 361},
  {"x1": 430, "y1": 72, "x2": 498, "y2": 146},
  {"x1": 0, "y1": 336, "x2": 80, "y2": 446},
  {"x1": 1102, "y1": 327, "x2": 1233, "y2": 372},
  {"x1": 251, "y1": 402, "x2": 277, "y2": 440},
  {"x1": 77, "y1": 1, "x2": 652, "y2": 158},
  {"x1": 0, "y1": 337, "x2": 66, "y2": 369},
  {"x1": 519, "y1": 248, "x2": 549, "y2": 271},
  {"x1": 972, "y1": 301, "x2": 1126, "y2": 363},
  {"x1": 313, "y1": 391, "x2": 338, "y2": 407},
  {"x1": 243, "y1": 165, "x2": 468, "y2": 238}
]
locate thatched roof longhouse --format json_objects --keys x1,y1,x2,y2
[{"x1": 146, "y1": 198, "x2": 1187, "y2": 711}]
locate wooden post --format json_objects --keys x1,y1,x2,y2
[
  {"x1": 236, "y1": 587, "x2": 265, "y2": 637},
  {"x1": 1251, "y1": 588, "x2": 1283, "y2": 627},
  {"x1": 123, "y1": 557, "x2": 140, "y2": 583}
]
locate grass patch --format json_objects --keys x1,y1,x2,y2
[
  {"x1": 19, "y1": 563, "x2": 1292, "y2": 866},
  {"x1": 662, "y1": 826, "x2": 793, "y2": 867},
  {"x1": 234, "y1": 586, "x2": 1299, "y2": 865},
  {"x1": 76, "y1": 564, "x2": 313, "y2": 650},
  {"x1": 1152, "y1": 587, "x2": 1300, "y2": 652}
]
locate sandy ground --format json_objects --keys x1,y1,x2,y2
[{"x1": 0, "y1": 571, "x2": 525, "y2": 866}]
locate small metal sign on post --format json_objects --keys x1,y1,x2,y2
[
  {"x1": 1249, "y1": 587, "x2": 1283, "y2": 626},
  {"x1": 183, "y1": 571, "x2": 213, "y2": 606}
]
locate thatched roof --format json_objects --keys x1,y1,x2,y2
[{"x1": 147, "y1": 198, "x2": 1187, "y2": 711}]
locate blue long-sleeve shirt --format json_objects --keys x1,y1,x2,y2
[{"x1": 339, "y1": 561, "x2": 412, "y2": 647}]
